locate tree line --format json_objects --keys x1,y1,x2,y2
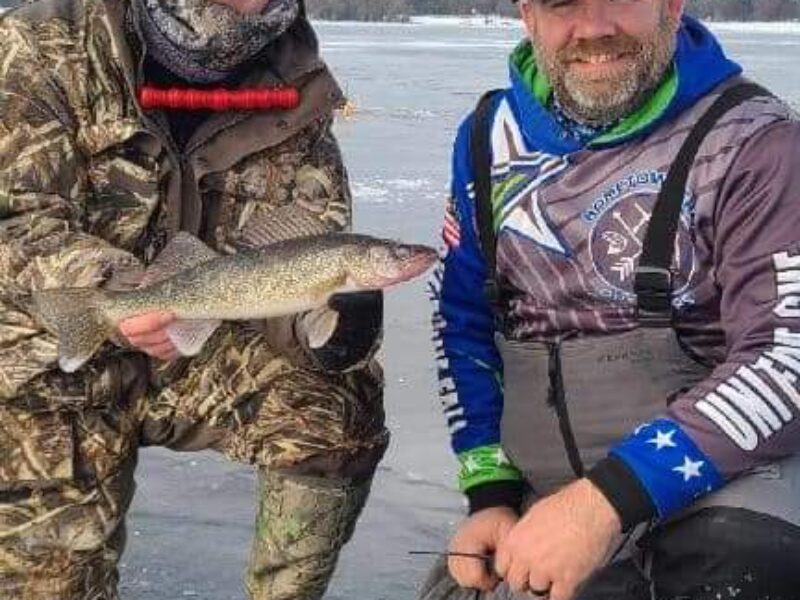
[
  {"x1": 305, "y1": 0, "x2": 800, "y2": 21},
  {"x1": 1, "y1": 0, "x2": 797, "y2": 20}
]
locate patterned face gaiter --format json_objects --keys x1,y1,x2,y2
[{"x1": 134, "y1": 0, "x2": 300, "y2": 83}]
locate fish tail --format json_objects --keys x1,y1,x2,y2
[{"x1": 32, "y1": 288, "x2": 114, "y2": 373}]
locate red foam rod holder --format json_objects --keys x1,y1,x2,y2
[{"x1": 138, "y1": 86, "x2": 301, "y2": 111}]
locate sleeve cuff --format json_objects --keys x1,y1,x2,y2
[
  {"x1": 466, "y1": 479, "x2": 525, "y2": 515},
  {"x1": 605, "y1": 418, "x2": 724, "y2": 522},
  {"x1": 586, "y1": 456, "x2": 656, "y2": 532},
  {"x1": 457, "y1": 444, "x2": 523, "y2": 491}
]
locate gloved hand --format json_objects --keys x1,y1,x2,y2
[{"x1": 308, "y1": 290, "x2": 383, "y2": 372}]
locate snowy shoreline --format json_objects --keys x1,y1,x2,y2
[
  {"x1": 706, "y1": 20, "x2": 800, "y2": 33},
  {"x1": 314, "y1": 15, "x2": 800, "y2": 34}
]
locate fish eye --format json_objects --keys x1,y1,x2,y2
[
  {"x1": 393, "y1": 246, "x2": 413, "y2": 260},
  {"x1": 369, "y1": 246, "x2": 391, "y2": 262}
]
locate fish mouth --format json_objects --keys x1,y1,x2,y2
[
  {"x1": 361, "y1": 245, "x2": 438, "y2": 289},
  {"x1": 353, "y1": 244, "x2": 439, "y2": 290},
  {"x1": 400, "y1": 246, "x2": 439, "y2": 279}
]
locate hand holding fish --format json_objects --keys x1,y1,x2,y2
[{"x1": 118, "y1": 311, "x2": 179, "y2": 362}]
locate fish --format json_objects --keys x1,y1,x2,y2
[{"x1": 32, "y1": 231, "x2": 438, "y2": 373}]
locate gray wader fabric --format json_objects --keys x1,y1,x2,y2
[
  {"x1": 415, "y1": 330, "x2": 800, "y2": 600},
  {"x1": 498, "y1": 328, "x2": 800, "y2": 527},
  {"x1": 498, "y1": 328, "x2": 707, "y2": 493},
  {"x1": 417, "y1": 554, "x2": 651, "y2": 600}
]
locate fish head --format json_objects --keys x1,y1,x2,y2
[{"x1": 346, "y1": 239, "x2": 438, "y2": 289}]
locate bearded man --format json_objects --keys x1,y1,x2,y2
[
  {"x1": 0, "y1": 0, "x2": 386, "y2": 598},
  {"x1": 420, "y1": 0, "x2": 800, "y2": 599}
]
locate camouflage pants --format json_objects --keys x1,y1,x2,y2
[{"x1": 0, "y1": 324, "x2": 387, "y2": 600}]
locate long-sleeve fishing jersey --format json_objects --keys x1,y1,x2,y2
[{"x1": 430, "y1": 16, "x2": 800, "y2": 525}]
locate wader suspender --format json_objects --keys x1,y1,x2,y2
[
  {"x1": 470, "y1": 82, "x2": 770, "y2": 478},
  {"x1": 471, "y1": 89, "x2": 503, "y2": 316},
  {"x1": 634, "y1": 82, "x2": 771, "y2": 325},
  {"x1": 471, "y1": 82, "x2": 771, "y2": 315}
]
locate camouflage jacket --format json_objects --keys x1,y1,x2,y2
[{"x1": 0, "y1": 0, "x2": 360, "y2": 403}]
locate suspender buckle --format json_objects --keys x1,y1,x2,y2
[
  {"x1": 484, "y1": 279, "x2": 507, "y2": 331},
  {"x1": 634, "y1": 266, "x2": 673, "y2": 327},
  {"x1": 484, "y1": 279, "x2": 500, "y2": 305}
]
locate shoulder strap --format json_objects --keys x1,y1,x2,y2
[
  {"x1": 470, "y1": 89, "x2": 502, "y2": 309},
  {"x1": 635, "y1": 81, "x2": 772, "y2": 325},
  {"x1": 470, "y1": 83, "x2": 772, "y2": 325}
]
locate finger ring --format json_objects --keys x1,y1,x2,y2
[{"x1": 529, "y1": 586, "x2": 550, "y2": 598}]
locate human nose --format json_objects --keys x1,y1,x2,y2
[{"x1": 571, "y1": 0, "x2": 619, "y2": 39}]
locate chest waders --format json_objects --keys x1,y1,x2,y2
[{"x1": 470, "y1": 83, "x2": 800, "y2": 528}]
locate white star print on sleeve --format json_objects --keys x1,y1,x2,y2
[
  {"x1": 646, "y1": 429, "x2": 678, "y2": 450},
  {"x1": 609, "y1": 418, "x2": 723, "y2": 519},
  {"x1": 673, "y1": 456, "x2": 705, "y2": 482}
]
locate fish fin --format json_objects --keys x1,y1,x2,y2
[
  {"x1": 32, "y1": 288, "x2": 113, "y2": 373},
  {"x1": 239, "y1": 206, "x2": 332, "y2": 248},
  {"x1": 303, "y1": 307, "x2": 340, "y2": 349},
  {"x1": 140, "y1": 232, "x2": 219, "y2": 288},
  {"x1": 166, "y1": 319, "x2": 222, "y2": 356}
]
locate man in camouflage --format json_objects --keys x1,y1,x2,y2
[{"x1": 0, "y1": 0, "x2": 387, "y2": 598}]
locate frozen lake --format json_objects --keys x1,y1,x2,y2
[{"x1": 31, "y1": 16, "x2": 789, "y2": 600}]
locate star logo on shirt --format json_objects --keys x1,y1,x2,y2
[
  {"x1": 646, "y1": 429, "x2": 677, "y2": 451},
  {"x1": 494, "y1": 447, "x2": 510, "y2": 466},
  {"x1": 490, "y1": 101, "x2": 570, "y2": 257},
  {"x1": 461, "y1": 456, "x2": 480, "y2": 474},
  {"x1": 673, "y1": 456, "x2": 705, "y2": 482},
  {"x1": 501, "y1": 189, "x2": 570, "y2": 256}
]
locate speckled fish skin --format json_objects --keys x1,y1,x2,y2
[
  {"x1": 32, "y1": 233, "x2": 437, "y2": 371},
  {"x1": 107, "y1": 233, "x2": 436, "y2": 320}
]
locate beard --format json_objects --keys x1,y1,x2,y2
[{"x1": 533, "y1": 12, "x2": 678, "y2": 127}]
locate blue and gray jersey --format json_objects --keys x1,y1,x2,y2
[{"x1": 431, "y1": 16, "x2": 800, "y2": 520}]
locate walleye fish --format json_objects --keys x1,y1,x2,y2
[{"x1": 32, "y1": 232, "x2": 437, "y2": 373}]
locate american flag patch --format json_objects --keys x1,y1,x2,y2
[{"x1": 442, "y1": 198, "x2": 461, "y2": 248}]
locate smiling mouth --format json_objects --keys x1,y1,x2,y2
[{"x1": 574, "y1": 53, "x2": 631, "y2": 65}]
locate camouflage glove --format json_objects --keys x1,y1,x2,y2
[{"x1": 308, "y1": 291, "x2": 382, "y2": 372}]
